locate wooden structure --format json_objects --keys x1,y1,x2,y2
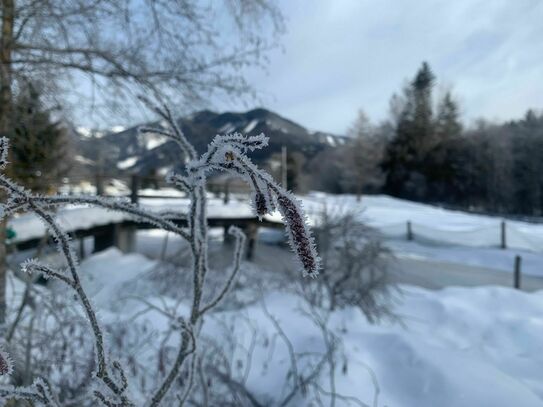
[{"x1": 13, "y1": 214, "x2": 283, "y2": 261}]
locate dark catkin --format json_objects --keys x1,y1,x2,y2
[
  {"x1": 254, "y1": 190, "x2": 268, "y2": 219},
  {"x1": 0, "y1": 349, "x2": 13, "y2": 376},
  {"x1": 277, "y1": 193, "x2": 320, "y2": 277}
]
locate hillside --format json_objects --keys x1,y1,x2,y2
[{"x1": 75, "y1": 108, "x2": 347, "y2": 178}]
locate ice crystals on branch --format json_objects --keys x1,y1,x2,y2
[
  {"x1": 0, "y1": 137, "x2": 9, "y2": 169},
  {"x1": 185, "y1": 132, "x2": 320, "y2": 277},
  {"x1": 0, "y1": 114, "x2": 320, "y2": 405},
  {"x1": 0, "y1": 346, "x2": 13, "y2": 377}
]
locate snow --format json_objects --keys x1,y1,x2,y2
[
  {"x1": 9, "y1": 190, "x2": 543, "y2": 404},
  {"x1": 76, "y1": 126, "x2": 93, "y2": 138},
  {"x1": 145, "y1": 136, "x2": 167, "y2": 150},
  {"x1": 74, "y1": 155, "x2": 95, "y2": 165},
  {"x1": 244, "y1": 119, "x2": 259, "y2": 133},
  {"x1": 219, "y1": 122, "x2": 236, "y2": 133},
  {"x1": 117, "y1": 156, "x2": 138, "y2": 169},
  {"x1": 80, "y1": 248, "x2": 157, "y2": 308},
  {"x1": 301, "y1": 193, "x2": 543, "y2": 252},
  {"x1": 110, "y1": 125, "x2": 126, "y2": 133},
  {"x1": 10, "y1": 206, "x2": 127, "y2": 242},
  {"x1": 74, "y1": 248, "x2": 543, "y2": 406}
]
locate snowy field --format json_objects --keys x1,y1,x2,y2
[
  {"x1": 43, "y1": 247, "x2": 543, "y2": 406},
  {"x1": 302, "y1": 194, "x2": 543, "y2": 277},
  {"x1": 7, "y1": 193, "x2": 543, "y2": 405}
]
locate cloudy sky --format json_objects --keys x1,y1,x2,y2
[{"x1": 218, "y1": 0, "x2": 543, "y2": 134}]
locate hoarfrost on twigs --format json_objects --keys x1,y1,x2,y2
[
  {"x1": 0, "y1": 112, "x2": 320, "y2": 405},
  {"x1": 0, "y1": 347, "x2": 13, "y2": 377}
]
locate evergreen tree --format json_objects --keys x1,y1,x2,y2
[
  {"x1": 411, "y1": 61, "x2": 436, "y2": 154},
  {"x1": 382, "y1": 62, "x2": 436, "y2": 199},
  {"x1": 423, "y1": 91, "x2": 464, "y2": 200},
  {"x1": 511, "y1": 110, "x2": 543, "y2": 214},
  {"x1": 9, "y1": 83, "x2": 70, "y2": 193},
  {"x1": 435, "y1": 91, "x2": 462, "y2": 141}
]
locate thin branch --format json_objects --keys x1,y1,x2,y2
[{"x1": 198, "y1": 226, "x2": 245, "y2": 316}]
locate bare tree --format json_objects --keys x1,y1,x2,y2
[
  {"x1": 345, "y1": 111, "x2": 387, "y2": 200},
  {"x1": 0, "y1": 0, "x2": 284, "y2": 323}
]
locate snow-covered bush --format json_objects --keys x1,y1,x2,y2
[{"x1": 0, "y1": 103, "x2": 319, "y2": 406}]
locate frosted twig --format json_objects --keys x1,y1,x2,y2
[
  {"x1": 137, "y1": 96, "x2": 197, "y2": 160},
  {"x1": 198, "y1": 226, "x2": 246, "y2": 316},
  {"x1": 0, "y1": 104, "x2": 321, "y2": 405}
]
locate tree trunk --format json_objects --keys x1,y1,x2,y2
[{"x1": 0, "y1": 0, "x2": 15, "y2": 324}]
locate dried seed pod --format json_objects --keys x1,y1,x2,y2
[
  {"x1": 0, "y1": 347, "x2": 13, "y2": 376},
  {"x1": 276, "y1": 193, "x2": 320, "y2": 277},
  {"x1": 0, "y1": 137, "x2": 9, "y2": 169},
  {"x1": 254, "y1": 190, "x2": 269, "y2": 219}
]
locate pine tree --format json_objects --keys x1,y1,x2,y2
[
  {"x1": 411, "y1": 61, "x2": 436, "y2": 155},
  {"x1": 382, "y1": 62, "x2": 436, "y2": 199},
  {"x1": 423, "y1": 91, "x2": 464, "y2": 200},
  {"x1": 435, "y1": 91, "x2": 462, "y2": 141},
  {"x1": 9, "y1": 83, "x2": 70, "y2": 193}
]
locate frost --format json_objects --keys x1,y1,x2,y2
[
  {"x1": 0, "y1": 347, "x2": 13, "y2": 377},
  {"x1": 0, "y1": 103, "x2": 319, "y2": 405},
  {"x1": 276, "y1": 192, "x2": 321, "y2": 277}
]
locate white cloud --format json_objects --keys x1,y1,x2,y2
[{"x1": 218, "y1": 0, "x2": 543, "y2": 133}]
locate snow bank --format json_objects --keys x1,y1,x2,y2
[
  {"x1": 206, "y1": 286, "x2": 543, "y2": 407},
  {"x1": 75, "y1": 249, "x2": 543, "y2": 407}
]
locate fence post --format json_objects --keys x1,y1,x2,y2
[
  {"x1": 514, "y1": 255, "x2": 521, "y2": 289},
  {"x1": 223, "y1": 180, "x2": 230, "y2": 205},
  {"x1": 131, "y1": 175, "x2": 140, "y2": 205},
  {"x1": 95, "y1": 172, "x2": 104, "y2": 196},
  {"x1": 79, "y1": 237, "x2": 85, "y2": 260},
  {"x1": 407, "y1": 221, "x2": 413, "y2": 241},
  {"x1": 501, "y1": 220, "x2": 506, "y2": 249}
]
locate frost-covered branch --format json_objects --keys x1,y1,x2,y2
[
  {"x1": 198, "y1": 226, "x2": 246, "y2": 316},
  {"x1": 0, "y1": 377, "x2": 60, "y2": 406},
  {"x1": 0, "y1": 99, "x2": 320, "y2": 405}
]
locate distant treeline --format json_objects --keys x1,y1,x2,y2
[{"x1": 307, "y1": 62, "x2": 543, "y2": 216}]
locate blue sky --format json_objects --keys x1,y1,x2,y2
[{"x1": 216, "y1": 0, "x2": 543, "y2": 134}]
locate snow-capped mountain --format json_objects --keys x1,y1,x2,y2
[{"x1": 75, "y1": 108, "x2": 347, "y2": 177}]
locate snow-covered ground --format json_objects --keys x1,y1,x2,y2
[
  {"x1": 8, "y1": 192, "x2": 543, "y2": 405},
  {"x1": 302, "y1": 193, "x2": 543, "y2": 251},
  {"x1": 75, "y1": 248, "x2": 543, "y2": 407},
  {"x1": 301, "y1": 194, "x2": 543, "y2": 277}
]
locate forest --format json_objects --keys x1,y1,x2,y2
[{"x1": 311, "y1": 62, "x2": 543, "y2": 217}]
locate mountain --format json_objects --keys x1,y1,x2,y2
[{"x1": 75, "y1": 108, "x2": 347, "y2": 179}]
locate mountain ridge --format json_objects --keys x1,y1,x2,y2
[{"x1": 75, "y1": 107, "x2": 347, "y2": 178}]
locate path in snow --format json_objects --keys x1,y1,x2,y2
[
  {"x1": 136, "y1": 229, "x2": 543, "y2": 291},
  {"x1": 390, "y1": 256, "x2": 543, "y2": 291}
]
